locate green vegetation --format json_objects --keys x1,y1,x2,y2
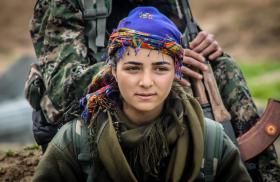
[
  {"x1": 239, "y1": 61, "x2": 280, "y2": 108},
  {"x1": 239, "y1": 62, "x2": 280, "y2": 78},
  {"x1": 5, "y1": 150, "x2": 16, "y2": 157},
  {"x1": 24, "y1": 144, "x2": 40, "y2": 151}
]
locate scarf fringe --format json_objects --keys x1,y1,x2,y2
[{"x1": 128, "y1": 120, "x2": 169, "y2": 178}]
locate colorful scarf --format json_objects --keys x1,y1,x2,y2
[
  {"x1": 90, "y1": 82, "x2": 205, "y2": 181},
  {"x1": 80, "y1": 65, "x2": 117, "y2": 122},
  {"x1": 80, "y1": 28, "x2": 185, "y2": 122},
  {"x1": 108, "y1": 28, "x2": 184, "y2": 76}
]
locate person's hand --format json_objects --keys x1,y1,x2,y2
[
  {"x1": 176, "y1": 31, "x2": 223, "y2": 86},
  {"x1": 176, "y1": 49, "x2": 206, "y2": 86},
  {"x1": 189, "y1": 31, "x2": 223, "y2": 60}
]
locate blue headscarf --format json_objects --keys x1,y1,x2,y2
[{"x1": 117, "y1": 6, "x2": 182, "y2": 44}]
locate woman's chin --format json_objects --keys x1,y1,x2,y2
[{"x1": 131, "y1": 103, "x2": 162, "y2": 114}]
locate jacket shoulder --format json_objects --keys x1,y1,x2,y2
[
  {"x1": 204, "y1": 119, "x2": 252, "y2": 181},
  {"x1": 51, "y1": 119, "x2": 79, "y2": 151}
]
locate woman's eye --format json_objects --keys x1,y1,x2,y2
[
  {"x1": 124, "y1": 66, "x2": 140, "y2": 72},
  {"x1": 154, "y1": 66, "x2": 169, "y2": 73}
]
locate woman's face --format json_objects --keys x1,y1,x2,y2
[{"x1": 112, "y1": 47, "x2": 175, "y2": 118}]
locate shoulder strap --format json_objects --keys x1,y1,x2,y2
[
  {"x1": 203, "y1": 118, "x2": 224, "y2": 182},
  {"x1": 76, "y1": 0, "x2": 112, "y2": 54},
  {"x1": 73, "y1": 119, "x2": 95, "y2": 181}
]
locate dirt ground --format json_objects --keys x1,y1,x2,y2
[{"x1": 0, "y1": 146, "x2": 41, "y2": 182}]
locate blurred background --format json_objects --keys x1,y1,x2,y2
[{"x1": 0, "y1": 0, "x2": 279, "y2": 152}]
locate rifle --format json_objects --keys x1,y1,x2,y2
[
  {"x1": 180, "y1": 0, "x2": 280, "y2": 161},
  {"x1": 238, "y1": 99, "x2": 280, "y2": 160}
]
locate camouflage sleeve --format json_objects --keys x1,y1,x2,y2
[
  {"x1": 211, "y1": 55, "x2": 259, "y2": 135},
  {"x1": 211, "y1": 55, "x2": 280, "y2": 181},
  {"x1": 29, "y1": 0, "x2": 103, "y2": 125}
]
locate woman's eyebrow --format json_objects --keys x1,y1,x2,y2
[
  {"x1": 152, "y1": 61, "x2": 171, "y2": 66},
  {"x1": 123, "y1": 61, "x2": 142, "y2": 65}
]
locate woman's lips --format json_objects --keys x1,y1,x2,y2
[{"x1": 135, "y1": 93, "x2": 156, "y2": 100}]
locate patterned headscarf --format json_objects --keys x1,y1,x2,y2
[
  {"x1": 80, "y1": 7, "x2": 184, "y2": 122},
  {"x1": 108, "y1": 6, "x2": 184, "y2": 74},
  {"x1": 108, "y1": 28, "x2": 183, "y2": 75}
]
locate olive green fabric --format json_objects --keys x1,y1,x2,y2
[
  {"x1": 97, "y1": 112, "x2": 137, "y2": 182},
  {"x1": 32, "y1": 121, "x2": 85, "y2": 181},
  {"x1": 33, "y1": 118, "x2": 252, "y2": 182},
  {"x1": 115, "y1": 108, "x2": 170, "y2": 176},
  {"x1": 94, "y1": 84, "x2": 204, "y2": 181},
  {"x1": 33, "y1": 85, "x2": 251, "y2": 182}
]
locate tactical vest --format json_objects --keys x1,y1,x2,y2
[{"x1": 73, "y1": 118, "x2": 224, "y2": 181}]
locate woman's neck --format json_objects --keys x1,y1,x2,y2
[{"x1": 122, "y1": 102, "x2": 164, "y2": 126}]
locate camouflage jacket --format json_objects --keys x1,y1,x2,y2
[{"x1": 27, "y1": 0, "x2": 280, "y2": 181}]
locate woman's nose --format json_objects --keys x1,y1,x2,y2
[{"x1": 139, "y1": 72, "x2": 153, "y2": 88}]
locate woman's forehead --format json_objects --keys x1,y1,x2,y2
[{"x1": 120, "y1": 47, "x2": 174, "y2": 64}]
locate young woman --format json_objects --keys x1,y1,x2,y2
[{"x1": 33, "y1": 7, "x2": 251, "y2": 181}]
